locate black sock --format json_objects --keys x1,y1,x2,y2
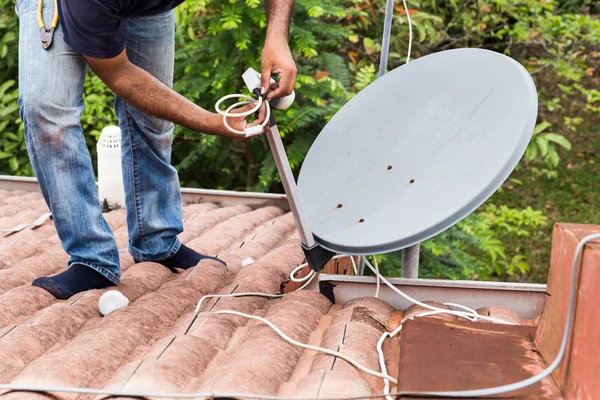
[
  {"x1": 32, "y1": 264, "x2": 113, "y2": 300},
  {"x1": 158, "y1": 244, "x2": 225, "y2": 270}
]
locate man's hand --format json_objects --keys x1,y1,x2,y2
[
  {"x1": 262, "y1": 0, "x2": 296, "y2": 100},
  {"x1": 261, "y1": 38, "x2": 297, "y2": 100},
  {"x1": 220, "y1": 100, "x2": 270, "y2": 139}
]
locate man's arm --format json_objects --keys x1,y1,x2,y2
[
  {"x1": 261, "y1": 0, "x2": 297, "y2": 99},
  {"x1": 85, "y1": 50, "x2": 266, "y2": 138}
]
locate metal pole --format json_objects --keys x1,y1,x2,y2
[
  {"x1": 377, "y1": 0, "x2": 420, "y2": 278},
  {"x1": 266, "y1": 124, "x2": 316, "y2": 248},
  {"x1": 378, "y1": 0, "x2": 395, "y2": 78},
  {"x1": 401, "y1": 245, "x2": 419, "y2": 279}
]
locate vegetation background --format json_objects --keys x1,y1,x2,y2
[{"x1": 0, "y1": 0, "x2": 598, "y2": 282}]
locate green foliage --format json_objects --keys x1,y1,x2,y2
[
  {"x1": 375, "y1": 205, "x2": 547, "y2": 280},
  {"x1": 170, "y1": 0, "x2": 362, "y2": 190},
  {"x1": 525, "y1": 121, "x2": 572, "y2": 168},
  {"x1": 0, "y1": 0, "x2": 596, "y2": 282}
]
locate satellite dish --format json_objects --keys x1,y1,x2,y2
[{"x1": 297, "y1": 48, "x2": 537, "y2": 255}]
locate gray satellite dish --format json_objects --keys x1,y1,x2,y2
[{"x1": 296, "y1": 48, "x2": 537, "y2": 256}]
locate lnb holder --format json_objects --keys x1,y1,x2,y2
[
  {"x1": 301, "y1": 242, "x2": 336, "y2": 273},
  {"x1": 245, "y1": 67, "x2": 332, "y2": 272}
]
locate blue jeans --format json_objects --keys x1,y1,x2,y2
[{"x1": 16, "y1": 0, "x2": 184, "y2": 285}]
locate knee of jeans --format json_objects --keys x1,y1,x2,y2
[{"x1": 19, "y1": 91, "x2": 82, "y2": 149}]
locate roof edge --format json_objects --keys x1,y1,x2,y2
[
  {"x1": 0, "y1": 175, "x2": 290, "y2": 210},
  {"x1": 320, "y1": 274, "x2": 546, "y2": 318}
]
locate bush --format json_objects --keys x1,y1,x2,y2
[{"x1": 1, "y1": 0, "x2": 597, "y2": 281}]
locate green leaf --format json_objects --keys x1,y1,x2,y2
[
  {"x1": 547, "y1": 148, "x2": 560, "y2": 167},
  {"x1": 525, "y1": 143, "x2": 538, "y2": 161},
  {"x1": 363, "y1": 37, "x2": 376, "y2": 53},
  {"x1": 8, "y1": 156, "x2": 18, "y2": 171},
  {"x1": 533, "y1": 121, "x2": 551, "y2": 135},
  {"x1": 545, "y1": 133, "x2": 572, "y2": 150},
  {"x1": 536, "y1": 136, "x2": 549, "y2": 156}
]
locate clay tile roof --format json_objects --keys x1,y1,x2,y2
[{"x1": 0, "y1": 190, "x2": 560, "y2": 399}]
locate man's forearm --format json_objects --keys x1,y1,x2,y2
[
  {"x1": 264, "y1": 0, "x2": 294, "y2": 40},
  {"x1": 97, "y1": 62, "x2": 225, "y2": 136}
]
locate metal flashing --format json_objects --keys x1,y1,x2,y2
[
  {"x1": 0, "y1": 175, "x2": 289, "y2": 210},
  {"x1": 319, "y1": 274, "x2": 546, "y2": 319}
]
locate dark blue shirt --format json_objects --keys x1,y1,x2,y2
[{"x1": 57, "y1": 0, "x2": 183, "y2": 58}]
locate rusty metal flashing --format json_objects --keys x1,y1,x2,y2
[
  {"x1": 0, "y1": 175, "x2": 289, "y2": 210},
  {"x1": 397, "y1": 318, "x2": 563, "y2": 398},
  {"x1": 319, "y1": 274, "x2": 546, "y2": 319}
]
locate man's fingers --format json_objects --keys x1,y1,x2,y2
[
  {"x1": 249, "y1": 101, "x2": 268, "y2": 127},
  {"x1": 261, "y1": 66, "x2": 272, "y2": 96},
  {"x1": 266, "y1": 68, "x2": 296, "y2": 100}
]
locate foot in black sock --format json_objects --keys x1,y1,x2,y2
[
  {"x1": 32, "y1": 264, "x2": 114, "y2": 300},
  {"x1": 158, "y1": 244, "x2": 226, "y2": 271}
]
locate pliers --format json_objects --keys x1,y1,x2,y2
[{"x1": 37, "y1": 0, "x2": 58, "y2": 50}]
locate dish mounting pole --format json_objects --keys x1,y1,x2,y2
[{"x1": 377, "y1": 0, "x2": 420, "y2": 278}]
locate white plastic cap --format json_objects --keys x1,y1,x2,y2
[
  {"x1": 99, "y1": 290, "x2": 129, "y2": 316},
  {"x1": 269, "y1": 91, "x2": 295, "y2": 110},
  {"x1": 97, "y1": 126, "x2": 122, "y2": 157},
  {"x1": 97, "y1": 125, "x2": 125, "y2": 210},
  {"x1": 241, "y1": 257, "x2": 255, "y2": 267}
]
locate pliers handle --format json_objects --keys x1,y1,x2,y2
[{"x1": 37, "y1": 0, "x2": 58, "y2": 50}]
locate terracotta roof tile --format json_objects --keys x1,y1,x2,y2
[{"x1": 0, "y1": 190, "x2": 555, "y2": 399}]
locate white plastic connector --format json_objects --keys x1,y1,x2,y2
[
  {"x1": 242, "y1": 67, "x2": 295, "y2": 110},
  {"x1": 242, "y1": 68, "x2": 262, "y2": 93},
  {"x1": 244, "y1": 125, "x2": 264, "y2": 138}
]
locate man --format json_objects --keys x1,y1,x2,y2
[{"x1": 16, "y1": 0, "x2": 297, "y2": 299}]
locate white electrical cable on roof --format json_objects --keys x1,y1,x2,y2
[
  {"x1": 383, "y1": 233, "x2": 600, "y2": 398},
  {"x1": 214, "y1": 309, "x2": 398, "y2": 383},
  {"x1": 0, "y1": 233, "x2": 595, "y2": 399},
  {"x1": 373, "y1": 256, "x2": 381, "y2": 298},
  {"x1": 193, "y1": 272, "x2": 316, "y2": 314},
  {"x1": 362, "y1": 257, "x2": 514, "y2": 325},
  {"x1": 350, "y1": 256, "x2": 359, "y2": 275},
  {"x1": 290, "y1": 254, "x2": 353, "y2": 283}
]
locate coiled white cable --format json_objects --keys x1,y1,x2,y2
[{"x1": 215, "y1": 94, "x2": 270, "y2": 137}]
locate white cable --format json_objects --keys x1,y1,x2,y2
[
  {"x1": 414, "y1": 310, "x2": 478, "y2": 322},
  {"x1": 373, "y1": 256, "x2": 380, "y2": 298},
  {"x1": 290, "y1": 254, "x2": 353, "y2": 283},
  {"x1": 215, "y1": 94, "x2": 270, "y2": 137},
  {"x1": 393, "y1": 233, "x2": 600, "y2": 397},
  {"x1": 350, "y1": 256, "x2": 358, "y2": 275},
  {"x1": 215, "y1": 310, "x2": 398, "y2": 384},
  {"x1": 290, "y1": 265, "x2": 315, "y2": 283},
  {"x1": 402, "y1": 0, "x2": 413, "y2": 64},
  {"x1": 0, "y1": 233, "x2": 594, "y2": 398},
  {"x1": 377, "y1": 331, "x2": 392, "y2": 400},
  {"x1": 193, "y1": 272, "x2": 317, "y2": 314},
  {"x1": 377, "y1": 306, "x2": 481, "y2": 400},
  {"x1": 444, "y1": 303, "x2": 481, "y2": 321},
  {"x1": 362, "y1": 257, "x2": 514, "y2": 325}
]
